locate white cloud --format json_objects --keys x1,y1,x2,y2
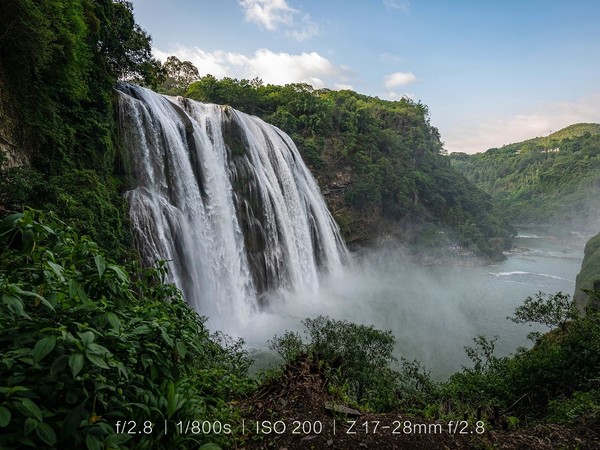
[
  {"x1": 239, "y1": 0, "x2": 296, "y2": 30},
  {"x1": 249, "y1": 49, "x2": 338, "y2": 85},
  {"x1": 238, "y1": 0, "x2": 320, "y2": 41},
  {"x1": 383, "y1": 0, "x2": 410, "y2": 12},
  {"x1": 334, "y1": 83, "x2": 354, "y2": 91},
  {"x1": 384, "y1": 71, "x2": 417, "y2": 88},
  {"x1": 309, "y1": 77, "x2": 325, "y2": 88},
  {"x1": 285, "y1": 14, "x2": 320, "y2": 41},
  {"x1": 443, "y1": 92, "x2": 600, "y2": 154},
  {"x1": 381, "y1": 91, "x2": 414, "y2": 101},
  {"x1": 154, "y1": 47, "x2": 230, "y2": 78},
  {"x1": 154, "y1": 46, "x2": 346, "y2": 88}
]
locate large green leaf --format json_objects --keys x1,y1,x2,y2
[
  {"x1": 80, "y1": 331, "x2": 95, "y2": 347},
  {"x1": 32, "y1": 336, "x2": 57, "y2": 364},
  {"x1": 0, "y1": 213, "x2": 23, "y2": 242},
  {"x1": 50, "y1": 355, "x2": 69, "y2": 377},
  {"x1": 86, "y1": 433, "x2": 102, "y2": 450},
  {"x1": 35, "y1": 422, "x2": 57, "y2": 446},
  {"x1": 0, "y1": 406, "x2": 11, "y2": 427},
  {"x1": 199, "y1": 444, "x2": 222, "y2": 450},
  {"x1": 86, "y1": 353, "x2": 109, "y2": 370},
  {"x1": 86, "y1": 343, "x2": 109, "y2": 356},
  {"x1": 160, "y1": 327, "x2": 174, "y2": 347},
  {"x1": 108, "y1": 264, "x2": 128, "y2": 282},
  {"x1": 105, "y1": 312, "x2": 121, "y2": 331},
  {"x1": 10, "y1": 286, "x2": 54, "y2": 312},
  {"x1": 106, "y1": 433, "x2": 132, "y2": 446},
  {"x1": 69, "y1": 353, "x2": 85, "y2": 377},
  {"x1": 46, "y1": 261, "x2": 65, "y2": 281},
  {"x1": 18, "y1": 398, "x2": 42, "y2": 421},
  {"x1": 24, "y1": 417, "x2": 38, "y2": 435},
  {"x1": 94, "y1": 254, "x2": 106, "y2": 278},
  {"x1": 3, "y1": 294, "x2": 24, "y2": 316}
]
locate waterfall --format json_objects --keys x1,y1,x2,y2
[{"x1": 117, "y1": 84, "x2": 348, "y2": 331}]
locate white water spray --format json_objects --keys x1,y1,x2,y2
[{"x1": 117, "y1": 85, "x2": 348, "y2": 333}]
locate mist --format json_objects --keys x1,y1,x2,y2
[{"x1": 238, "y1": 232, "x2": 585, "y2": 380}]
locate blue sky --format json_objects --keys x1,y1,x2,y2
[{"x1": 130, "y1": 0, "x2": 600, "y2": 153}]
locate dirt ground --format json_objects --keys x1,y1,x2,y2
[{"x1": 235, "y1": 356, "x2": 600, "y2": 449}]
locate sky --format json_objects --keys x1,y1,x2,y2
[{"x1": 130, "y1": 0, "x2": 600, "y2": 153}]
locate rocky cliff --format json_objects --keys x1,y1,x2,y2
[{"x1": 574, "y1": 232, "x2": 600, "y2": 311}]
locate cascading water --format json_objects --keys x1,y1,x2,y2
[{"x1": 116, "y1": 84, "x2": 348, "y2": 333}]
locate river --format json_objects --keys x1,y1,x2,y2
[{"x1": 242, "y1": 230, "x2": 587, "y2": 379}]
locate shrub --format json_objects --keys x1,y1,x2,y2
[
  {"x1": 0, "y1": 210, "x2": 251, "y2": 449},
  {"x1": 268, "y1": 331, "x2": 305, "y2": 364},
  {"x1": 302, "y1": 316, "x2": 396, "y2": 405},
  {"x1": 269, "y1": 316, "x2": 437, "y2": 412}
]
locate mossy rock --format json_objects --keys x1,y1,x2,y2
[{"x1": 574, "y1": 232, "x2": 600, "y2": 311}]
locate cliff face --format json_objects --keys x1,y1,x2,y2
[
  {"x1": 0, "y1": 78, "x2": 31, "y2": 216},
  {"x1": 0, "y1": 121, "x2": 30, "y2": 171},
  {"x1": 312, "y1": 145, "x2": 422, "y2": 248},
  {"x1": 574, "y1": 232, "x2": 600, "y2": 311}
]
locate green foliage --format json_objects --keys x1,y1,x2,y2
[
  {"x1": 0, "y1": 210, "x2": 251, "y2": 449},
  {"x1": 393, "y1": 358, "x2": 438, "y2": 414},
  {"x1": 0, "y1": 0, "x2": 159, "y2": 175},
  {"x1": 270, "y1": 316, "x2": 438, "y2": 412},
  {"x1": 269, "y1": 331, "x2": 305, "y2": 364},
  {"x1": 98, "y1": 0, "x2": 162, "y2": 86},
  {"x1": 157, "y1": 56, "x2": 199, "y2": 96},
  {"x1": 267, "y1": 293, "x2": 600, "y2": 425},
  {"x1": 509, "y1": 291, "x2": 578, "y2": 330},
  {"x1": 574, "y1": 232, "x2": 600, "y2": 311},
  {"x1": 302, "y1": 316, "x2": 397, "y2": 405},
  {"x1": 541, "y1": 123, "x2": 600, "y2": 143},
  {"x1": 439, "y1": 290, "x2": 600, "y2": 424},
  {"x1": 547, "y1": 389, "x2": 600, "y2": 424},
  {"x1": 449, "y1": 123, "x2": 600, "y2": 231},
  {"x1": 185, "y1": 76, "x2": 513, "y2": 257},
  {"x1": 0, "y1": 163, "x2": 131, "y2": 260},
  {"x1": 437, "y1": 335, "x2": 512, "y2": 420}
]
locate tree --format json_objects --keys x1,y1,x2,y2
[
  {"x1": 160, "y1": 55, "x2": 199, "y2": 95},
  {"x1": 509, "y1": 291, "x2": 578, "y2": 331},
  {"x1": 96, "y1": 0, "x2": 161, "y2": 84}
]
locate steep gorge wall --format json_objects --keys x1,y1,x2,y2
[
  {"x1": 0, "y1": 79, "x2": 30, "y2": 170},
  {"x1": 574, "y1": 232, "x2": 600, "y2": 311},
  {"x1": 0, "y1": 75, "x2": 32, "y2": 217}
]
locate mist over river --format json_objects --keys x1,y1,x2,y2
[{"x1": 241, "y1": 230, "x2": 586, "y2": 379}]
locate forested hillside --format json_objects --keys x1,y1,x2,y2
[
  {"x1": 0, "y1": 0, "x2": 162, "y2": 260},
  {"x1": 182, "y1": 76, "x2": 513, "y2": 257},
  {"x1": 450, "y1": 123, "x2": 600, "y2": 231}
]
